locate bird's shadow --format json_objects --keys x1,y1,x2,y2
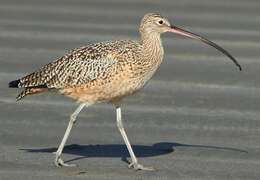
[{"x1": 20, "y1": 142, "x2": 247, "y2": 164}]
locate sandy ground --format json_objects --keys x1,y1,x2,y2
[{"x1": 1, "y1": 0, "x2": 260, "y2": 179}]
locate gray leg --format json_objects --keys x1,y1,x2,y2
[
  {"x1": 55, "y1": 103, "x2": 87, "y2": 167},
  {"x1": 116, "y1": 106, "x2": 154, "y2": 171}
]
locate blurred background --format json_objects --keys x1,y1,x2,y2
[{"x1": 1, "y1": 0, "x2": 260, "y2": 179}]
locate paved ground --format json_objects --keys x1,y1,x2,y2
[{"x1": 1, "y1": 0, "x2": 260, "y2": 179}]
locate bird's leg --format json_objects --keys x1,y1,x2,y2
[
  {"x1": 115, "y1": 106, "x2": 154, "y2": 171},
  {"x1": 54, "y1": 103, "x2": 87, "y2": 167}
]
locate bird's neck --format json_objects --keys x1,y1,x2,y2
[{"x1": 140, "y1": 32, "x2": 164, "y2": 66}]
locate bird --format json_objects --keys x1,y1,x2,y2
[{"x1": 9, "y1": 13, "x2": 242, "y2": 171}]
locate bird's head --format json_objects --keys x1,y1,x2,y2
[
  {"x1": 140, "y1": 13, "x2": 242, "y2": 71},
  {"x1": 139, "y1": 13, "x2": 171, "y2": 34}
]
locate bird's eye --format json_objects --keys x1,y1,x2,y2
[{"x1": 158, "y1": 20, "x2": 163, "y2": 25}]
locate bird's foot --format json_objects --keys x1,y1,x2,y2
[
  {"x1": 54, "y1": 155, "x2": 77, "y2": 167},
  {"x1": 128, "y1": 162, "x2": 155, "y2": 171}
]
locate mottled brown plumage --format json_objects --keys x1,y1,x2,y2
[
  {"x1": 15, "y1": 37, "x2": 162, "y2": 102},
  {"x1": 9, "y1": 13, "x2": 241, "y2": 170}
]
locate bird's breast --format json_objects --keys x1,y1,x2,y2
[{"x1": 133, "y1": 45, "x2": 164, "y2": 86}]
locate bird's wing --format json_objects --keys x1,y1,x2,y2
[{"x1": 18, "y1": 46, "x2": 117, "y2": 89}]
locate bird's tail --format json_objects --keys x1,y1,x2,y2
[
  {"x1": 16, "y1": 88, "x2": 48, "y2": 101},
  {"x1": 9, "y1": 79, "x2": 47, "y2": 101},
  {"x1": 9, "y1": 79, "x2": 20, "y2": 88}
]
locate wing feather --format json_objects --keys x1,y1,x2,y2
[{"x1": 18, "y1": 44, "x2": 117, "y2": 89}]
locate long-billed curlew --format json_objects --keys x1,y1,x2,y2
[{"x1": 9, "y1": 13, "x2": 242, "y2": 171}]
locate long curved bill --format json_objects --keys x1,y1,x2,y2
[{"x1": 169, "y1": 26, "x2": 242, "y2": 71}]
